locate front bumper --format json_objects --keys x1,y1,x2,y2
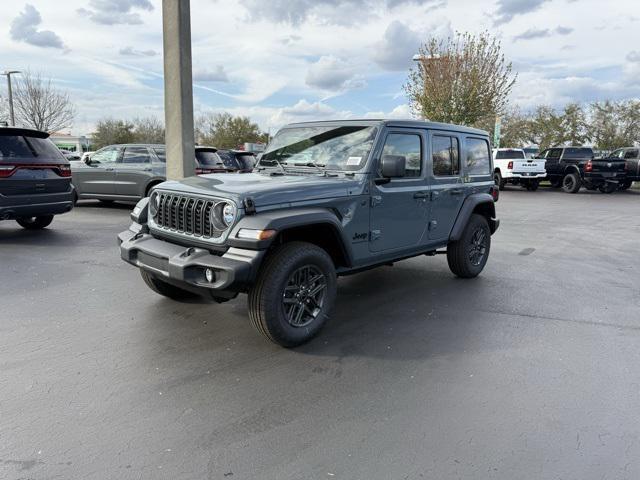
[
  {"x1": 118, "y1": 227, "x2": 264, "y2": 294},
  {"x1": 0, "y1": 190, "x2": 74, "y2": 220}
]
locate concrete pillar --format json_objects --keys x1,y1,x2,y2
[{"x1": 162, "y1": 0, "x2": 195, "y2": 180}]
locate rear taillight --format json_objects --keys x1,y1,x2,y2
[
  {"x1": 585, "y1": 160, "x2": 593, "y2": 172},
  {"x1": 58, "y1": 165, "x2": 72, "y2": 177},
  {"x1": 0, "y1": 165, "x2": 16, "y2": 178},
  {"x1": 507, "y1": 161, "x2": 513, "y2": 170},
  {"x1": 196, "y1": 168, "x2": 213, "y2": 175}
]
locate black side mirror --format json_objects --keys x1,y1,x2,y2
[{"x1": 381, "y1": 155, "x2": 406, "y2": 178}]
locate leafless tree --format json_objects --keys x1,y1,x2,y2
[
  {"x1": 405, "y1": 32, "x2": 516, "y2": 130},
  {"x1": 13, "y1": 71, "x2": 76, "y2": 133}
]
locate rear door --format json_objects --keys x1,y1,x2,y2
[
  {"x1": 115, "y1": 146, "x2": 153, "y2": 197},
  {"x1": 543, "y1": 148, "x2": 563, "y2": 176},
  {"x1": 427, "y1": 132, "x2": 465, "y2": 241},
  {"x1": 0, "y1": 132, "x2": 70, "y2": 196},
  {"x1": 369, "y1": 128, "x2": 429, "y2": 253},
  {"x1": 74, "y1": 146, "x2": 120, "y2": 195}
]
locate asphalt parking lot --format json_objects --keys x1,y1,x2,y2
[{"x1": 1, "y1": 188, "x2": 640, "y2": 480}]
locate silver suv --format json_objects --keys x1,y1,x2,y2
[{"x1": 71, "y1": 144, "x2": 242, "y2": 204}]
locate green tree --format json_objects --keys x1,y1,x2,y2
[
  {"x1": 405, "y1": 31, "x2": 516, "y2": 129},
  {"x1": 92, "y1": 119, "x2": 135, "y2": 149},
  {"x1": 499, "y1": 108, "x2": 534, "y2": 147},
  {"x1": 560, "y1": 103, "x2": 589, "y2": 145},
  {"x1": 195, "y1": 112, "x2": 266, "y2": 149},
  {"x1": 132, "y1": 117, "x2": 165, "y2": 144},
  {"x1": 587, "y1": 100, "x2": 640, "y2": 150}
]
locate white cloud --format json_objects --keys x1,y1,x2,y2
[
  {"x1": 119, "y1": 46, "x2": 157, "y2": 56},
  {"x1": 193, "y1": 66, "x2": 230, "y2": 83},
  {"x1": 77, "y1": 0, "x2": 153, "y2": 25},
  {"x1": 10, "y1": 4, "x2": 65, "y2": 49},
  {"x1": 305, "y1": 56, "x2": 365, "y2": 92},
  {"x1": 493, "y1": 0, "x2": 550, "y2": 25}
]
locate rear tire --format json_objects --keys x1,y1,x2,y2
[
  {"x1": 140, "y1": 270, "x2": 197, "y2": 300},
  {"x1": 494, "y1": 171, "x2": 506, "y2": 191},
  {"x1": 248, "y1": 242, "x2": 337, "y2": 347},
  {"x1": 526, "y1": 180, "x2": 540, "y2": 191},
  {"x1": 562, "y1": 172, "x2": 581, "y2": 193},
  {"x1": 447, "y1": 214, "x2": 491, "y2": 279},
  {"x1": 16, "y1": 215, "x2": 54, "y2": 230},
  {"x1": 619, "y1": 181, "x2": 632, "y2": 191}
]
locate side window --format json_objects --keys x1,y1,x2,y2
[
  {"x1": 153, "y1": 148, "x2": 166, "y2": 162},
  {"x1": 91, "y1": 147, "x2": 120, "y2": 164},
  {"x1": 122, "y1": 146, "x2": 151, "y2": 164},
  {"x1": 624, "y1": 150, "x2": 638, "y2": 159},
  {"x1": 465, "y1": 137, "x2": 491, "y2": 175},
  {"x1": 432, "y1": 135, "x2": 460, "y2": 177},
  {"x1": 381, "y1": 133, "x2": 422, "y2": 177},
  {"x1": 547, "y1": 148, "x2": 562, "y2": 160}
]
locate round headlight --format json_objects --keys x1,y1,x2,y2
[
  {"x1": 149, "y1": 193, "x2": 158, "y2": 217},
  {"x1": 222, "y1": 203, "x2": 236, "y2": 226}
]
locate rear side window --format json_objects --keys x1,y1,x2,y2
[
  {"x1": 122, "y1": 146, "x2": 151, "y2": 164},
  {"x1": 624, "y1": 149, "x2": 638, "y2": 159},
  {"x1": 432, "y1": 135, "x2": 460, "y2": 176},
  {"x1": 495, "y1": 150, "x2": 525, "y2": 159},
  {"x1": 563, "y1": 148, "x2": 593, "y2": 159},
  {"x1": 466, "y1": 137, "x2": 491, "y2": 175},
  {"x1": 0, "y1": 135, "x2": 64, "y2": 161},
  {"x1": 217, "y1": 150, "x2": 240, "y2": 169},
  {"x1": 196, "y1": 149, "x2": 223, "y2": 166},
  {"x1": 153, "y1": 148, "x2": 166, "y2": 162},
  {"x1": 547, "y1": 149, "x2": 562, "y2": 160},
  {"x1": 381, "y1": 133, "x2": 422, "y2": 177}
]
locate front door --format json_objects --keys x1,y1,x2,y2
[
  {"x1": 428, "y1": 132, "x2": 464, "y2": 241},
  {"x1": 369, "y1": 129, "x2": 429, "y2": 253},
  {"x1": 75, "y1": 146, "x2": 120, "y2": 196},
  {"x1": 115, "y1": 146, "x2": 154, "y2": 197}
]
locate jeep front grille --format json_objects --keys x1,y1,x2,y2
[{"x1": 154, "y1": 192, "x2": 223, "y2": 239}]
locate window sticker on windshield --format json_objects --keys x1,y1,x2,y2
[{"x1": 346, "y1": 156, "x2": 362, "y2": 166}]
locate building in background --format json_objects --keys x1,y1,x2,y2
[{"x1": 50, "y1": 133, "x2": 92, "y2": 154}]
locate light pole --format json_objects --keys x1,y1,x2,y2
[{"x1": 2, "y1": 70, "x2": 21, "y2": 126}]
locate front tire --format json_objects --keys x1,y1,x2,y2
[
  {"x1": 447, "y1": 214, "x2": 491, "y2": 279},
  {"x1": 140, "y1": 270, "x2": 197, "y2": 300},
  {"x1": 16, "y1": 215, "x2": 54, "y2": 230},
  {"x1": 599, "y1": 183, "x2": 616, "y2": 194},
  {"x1": 494, "y1": 171, "x2": 506, "y2": 191},
  {"x1": 248, "y1": 242, "x2": 337, "y2": 347},
  {"x1": 526, "y1": 180, "x2": 540, "y2": 191},
  {"x1": 619, "y1": 181, "x2": 632, "y2": 191},
  {"x1": 562, "y1": 172, "x2": 581, "y2": 193}
]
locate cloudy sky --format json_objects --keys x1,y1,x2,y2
[{"x1": 0, "y1": 0, "x2": 638, "y2": 135}]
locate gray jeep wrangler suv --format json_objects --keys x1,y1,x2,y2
[{"x1": 118, "y1": 120, "x2": 499, "y2": 347}]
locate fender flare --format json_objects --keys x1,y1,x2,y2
[
  {"x1": 449, "y1": 193, "x2": 497, "y2": 242},
  {"x1": 227, "y1": 207, "x2": 354, "y2": 264}
]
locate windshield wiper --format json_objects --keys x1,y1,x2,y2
[
  {"x1": 259, "y1": 158, "x2": 287, "y2": 175},
  {"x1": 292, "y1": 162, "x2": 325, "y2": 173}
]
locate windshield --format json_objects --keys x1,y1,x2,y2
[
  {"x1": 495, "y1": 150, "x2": 525, "y2": 160},
  {"x1": 260, "y1": 125, "x2": 378, "y2": 171}
]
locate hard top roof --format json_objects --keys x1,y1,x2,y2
[{"x1": 283, "y1": 119, "x2": 488, "y2": 136}]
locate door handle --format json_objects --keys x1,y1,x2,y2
[
  {"x1": 450, "y1": 188, "x2": 464, "y2": 195},
  {"x1": 143, "y1": 168, "x2": 152, "y2": 172},
  {"x1": 105, "y1": 167, "x2": 115, "y2": 171},
  {"x1": 413, "y1": 192, "x2": 428, "y2": 199}
]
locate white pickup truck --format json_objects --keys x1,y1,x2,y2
[{"x1": 493, "y1": 148, "x2": 546, "y2": 191}]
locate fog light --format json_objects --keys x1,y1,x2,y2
[{"x1": 205, "y1": 268, "x2": 215, "y2": 283}]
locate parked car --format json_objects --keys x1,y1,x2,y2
[
  {"x1": 216, "y1": 149, "x2": 256, "y2": 172},
  {"x1": 583, "y1": 153, "x2": 628, "y2": 193},
  {"x1": 492, "y1": 148, "x2": 546, "y2": 191},
  {"x1": 59, "y1": 149, "x2": 81, "y2": 161},
  {"x1": 536, "y1": 147, "x2": 594, "y2": 193},
  {"x1": 118, "y1": 119, "x2": 500, "y2": 347},
  {"x1": 71, "y1": 144, "x2": 241, "y2": 204},
  {"x1": 598, "y1": 147, "x2": 639, "y2": 190},
  {"x1": 0, "y1": 127, "x2": 74, "y2": 229}
]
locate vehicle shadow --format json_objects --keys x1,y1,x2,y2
[
  {"x1": 293, "y1": 261, "x2": 498, "y2": 361},
  {"x1": 74, "y1": 200, "x2": 136, "y2": 210},
  {"x1": 0, "y1": 225, "x2": 81, "y2": 247}
]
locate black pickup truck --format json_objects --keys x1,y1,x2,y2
[
  {"x1": 536, "y1": 146, "x2": 594, "y2": 193},
  {"x1": 583, "y1": 153, "x2": 628, "y2": 193},
  {"x1": 607, "y1": 147, "x2": 638, "y2": 190}
]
